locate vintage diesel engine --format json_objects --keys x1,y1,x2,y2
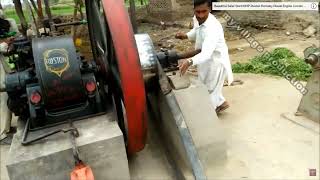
[
  {"x1": 0, "y1": 0, "x2": 214, "y2": 179},
  {"x1": 0, "y1": 0, "x2": 185, "y2": 155},
  {"x1": 4, "y1": 36, "x2": 106, "y2": 129}
]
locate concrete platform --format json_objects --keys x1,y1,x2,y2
[
  {"x1": 215, "y1": 73, "x2": 319, "y2": 179},
  {"x1": 148, "y1": 74, "x2": 227, "y2": 179},
  {"x1": 1, "y1": 73, "x2": 319, "y2": 180},
  {"x1": 6, "y1": 114, "x2": 129, "y2": 180},
  {"x1": 128, "y1": 109, "x2": 176, "y2": 179}
]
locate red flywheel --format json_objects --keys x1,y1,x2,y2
[{"x1": 86, "y1": 0, "x2": 147, "y2": 154}]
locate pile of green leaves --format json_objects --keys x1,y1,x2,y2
[{"x1": 232, "y1": 48, "x2": 312, "y2": 81}]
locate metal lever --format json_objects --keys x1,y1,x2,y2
[
  {"x1": 21, "y1": 118, "x2": 78, "y2": 145},
  {"x1": 69, "y1": 120, "x2": 81, "y2": 165}
]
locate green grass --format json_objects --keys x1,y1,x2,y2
[
  {"x1": 51, "y1": 5, "x2": 74, "y2": 15},
  {"x1": 4, "y1": 5, "x2": 74, "y2": 23},
  {"x1": 4, "y1": 0, "x2": 149, "y2": 24},
  {"x1": 232, "y1": 48, "x2": 312, "y2": 81},
  {"x1": 4, "y1": 8, "x2": 23, "y2": 23}
]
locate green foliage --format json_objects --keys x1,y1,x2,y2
[
  {"x1": 125, "y1": 0, "x2": 149, "y2": 6},
  {"x1": 50, "y1": 5, "x2": 73, "y2": 11},
  {"x1": 232, "y1": 48, "x2": 313, "y2": 81},
  {"x1": 49, "y1": 0, "x2": 60, "y2": 4},
  {"x1": 4, "y1": 5, "x2": 74, "y2": 24},
  {"x1": 4, "y1": 0, "x2": 149, "y2": 23},
  {"x1": 4, "y1": 8, "x2": 27, "y2": 23}
]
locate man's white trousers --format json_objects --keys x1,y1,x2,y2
[{"x1": 207, "y1": 63, "x2": 227, "y2": 109}]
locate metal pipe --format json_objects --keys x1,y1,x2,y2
[
  {"x1": 305, "y1": 52, "x2": 320, "y2": 67},
  {"x1": 54, "y1": 21, "x2": 87, "y2": 28}
]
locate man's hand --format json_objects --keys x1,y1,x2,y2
[
  {"x1": 175, "y1": 32, "x2": 187, "y2": 40},
  {"x1": 178, "y1": 59, "x2": 191, "y2": 76},
  {"x1": 0, "y1": 37, "x2": 14, "y2": 44}
]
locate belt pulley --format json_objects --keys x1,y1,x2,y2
[{"x1": 85, "y1": 0, "x2": 147, "y2": 154}]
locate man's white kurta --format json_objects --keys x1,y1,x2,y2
[
  {"x1": 186, "y1": 14, "x2": 233, "y2": 108},
  {"x1": 187, "y1": 14, "x2": 233, "y2": 87}
]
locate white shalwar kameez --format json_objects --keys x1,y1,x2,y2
[{"x1": 186, "y1": 14, "x2": 233, "y2": 109}]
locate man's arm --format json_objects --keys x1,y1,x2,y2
[
  {"x1": 186, "y1": 28, "x2": 196, "y2": 41},
  {"x1": 178, "y1": 49, "x2": 201, "y2": 59},
  {"x1": 191, "y1": 30, "x2": 218, "y2": 65},
  {"x1": 175, "y1": 27, "x2": 196, "y2": 40},
  {"x1": 177, "y1": 49, "x2": 201, "y2": 76},
  {"x1": 175, "y1": 32, "x2": 188, "y2": 39},
  {"x1": 179, "y1": 28, "x2": 220, "y2": 75}
]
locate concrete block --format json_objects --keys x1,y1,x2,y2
[
  {"x1": 149, "y1": 77, "x2": 227, "y2": 179},
  {"x1": 148, "y1": 93, "x2": 193, "y2": 179},
  {"x1": 298, "y1": 70, "x2": 320, "y2": 123},
  {"x1": 6, "y1": 114, "x2": 129, "y2": 180},
  {"x1": 168, "y1": 73, "x2": 190, "y2": 90},
  {"x1": 128, "y1": 110, "x2": 176, "y2": 179}
]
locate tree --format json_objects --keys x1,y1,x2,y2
[
  {"x1": 129, "y1": 0, "x2": 137, "y2": 33},
  {"x1": 13, "y1": 0, "x2": 28, "y2": 35},
  {"x1": 37, "y1": 0, "x2": 43, "y2": 19},
  {"x1": 0, "y1": 2, "x2": 3, "y2": 10}
]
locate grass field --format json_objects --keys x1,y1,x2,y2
[
  {"x1": 232, "y1": 48, "x2": 312, "y2": 81},
  {"x1": 3, "y1": 0, "x2": 149, "y2": 24},
  {"x1": 4, "y1": 5, "x2": 74, "y2": 23}
]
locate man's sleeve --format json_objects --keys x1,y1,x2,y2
[
  {"x1": 192, "y1": 29, "x2": 219, "y2": 65},
  {"x1": 186, "y1": 28, "x2": 196, "y2": 41}
]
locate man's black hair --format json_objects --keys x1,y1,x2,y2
[
  {"x1": 193, "y1": 0, "x2": 211, "y2": 7},
  {"x1": 0, "y1": 18, "x2": 10, "y2": 36}
]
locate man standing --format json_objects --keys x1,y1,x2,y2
[
  {"x1": 0, "y1": 9, "x2": 16, "y2": 141},
  {"x1": 175, "y1": 0, "x2": 233, "y2": 113}
]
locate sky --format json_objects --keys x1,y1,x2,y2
[{"x1": 1, "y1": 0, "x2": 14, "y2": 6}]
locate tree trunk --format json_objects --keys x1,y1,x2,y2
[
  {"x1": 13, "y1": 0, "x2": 28, "y2": 35},
  {"x1": 37, "y1": 0, "x2": 44, "y2": 19},
  {"x1": 0, "y1": 2, "x2": 3, "y2": 10},
  {"x1": 129, "y1": 0, "x2": 137, "y2": 33}
]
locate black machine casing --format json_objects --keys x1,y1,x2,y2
[
  {"x1": 5, "y1": 36, "x2": 106, "y2": 129},
  {"x1": 32, "y1": 37, "x2": 87, "y2": 111}
]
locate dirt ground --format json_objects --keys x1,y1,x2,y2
[
  {"x1": 136, "y1": 12, "x2": 319, "y2": 64},
  {"x1": 212, "y1": 73, "x2": 319, "y2": 179},
  {"x1": 135, "y1": 12, "x2": 320, "y2": 179},
  {"x1": 1, "y1": 10, "x2": 319, "y2": 180}
]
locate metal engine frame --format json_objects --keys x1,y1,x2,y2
[{"x1": 2, "y1": 0, "x2": 149, "y2": 154}]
